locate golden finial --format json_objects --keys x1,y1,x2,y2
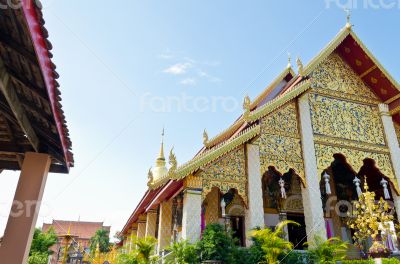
[
  {"x1": 296, "y1": 57, "x2": 304, "y2": 76},
  {"x1": 363, "y1": 177, "x2": 369, "y2": 192},
  {"x1": 344, "y1": 8, "x2": 352, "y2": 29},
  {"x1": 287, "y1": 52, "x2": 292, "y2": 68},
  {"x1": 67, "y1": 223, "x2": 71, "y2": 235},
  {"x1": 203, "y1": 129, "x2": 209, "y2": 146}
]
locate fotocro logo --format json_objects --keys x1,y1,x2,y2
[{"x1": 325, "y1": 0, "x2": 400, "y2": 9}]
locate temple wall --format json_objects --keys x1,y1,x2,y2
[
  {"x1": 395, "y1": 123, "x2": 400, "y2": 148},
  {"x1": 204, "y1": 187, "x2": 220, "y2": 224},
  {"x1": 257, "y1": 102, "x2": 305, "y2": 184},
  {"x1": 198, "y1": 146, "x2": 247, "y2": 205},
  {"x1": 309, "y1": 53, "x2": 396, "y2": 182}
]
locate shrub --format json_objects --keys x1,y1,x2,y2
[
  {"x1": 341, "y1": 260, "x2": 374, "y2": 264},
  {"x1": 305, "y1": 236, "x2": 348, "y2": 264},
  {"x1": 27, "y1": 252, "x2": 49, "y2": 264},
  {"x1": 383, "y1": 259, "x2": 400, "y2": 264},
  {"x1": 280, "y1": 250, "x2": 312, "y2": 264},
  {"x1": 250, "y1": 220, "x2": 298, "y2": 264},
  {"x1": 165, "y1": 240, "x2": 199, "y2": 264},
  {"x1": 197, "y1": 223, "x2": 237, "y2": 263}
]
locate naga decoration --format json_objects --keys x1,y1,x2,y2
[
  {"x1": 169, "y1": 147, "x2": 177, "y2": 172},
  {"x1": 296, "y1": 57, "x2": 304, "y2": 76},
  {"x1": 147, "y1": 167, "x2": 154, "y2": 187},
  {"x1": 243, "y1": 95, "x2": 251, "y2": 121},
  {"x1": 203, "y1": 129, "x2": 209, "y2": 146}
]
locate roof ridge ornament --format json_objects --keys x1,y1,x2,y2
[
  {"x1": 344, "y1": 8, "x2": 353, "y2": 30},
  {"x1": 296, "y1": 57, "x2": 304, "y2": 76},
  {"x1": 287, "y1": 52, "x2": 292, "y2": 68},
  {"x1": 243, "y1": 95, "x2": 251, "y2": 121},
  {"x1": 203, "y1": 129, "x2": 209, "y2": 146}
]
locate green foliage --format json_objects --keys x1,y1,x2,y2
[
  {"x1": 342, "y1": 260, "x2": 374, "y2": 264},
  {"x1": 197, "y1": 223, "x2": 237, "y2": 263},
  {"x1": 115, "y1": 237, "x2": 158, "y2": 264},
  {"x1": 304, "y1": 236, "x2": 348, "y2": 264},
  {"x1": 280, "y1": 250, "x2": 312, "y2": 264},
  {"x1": 29, "y1": 228, "x2": 58, "y2": 256},
  {"x1": 115, "y1": 252, "x2": 140, "y2": 264},
  {"x1": 134, "y1": 236, "x2": 158, "y2": 263},
  {"x1": 250, "y1": 220, "x2": 298, "y2": 264},
  {"x1": 90, "y1": 228, "x2": 111, "y2": 253},
  {"x1": 27, "y1": 252, "x2": 49, "y2": 264},
  {"x1": 165, "y1": 240, "x2": 199, "y2": 264},
  {"x1": 383, "y1": 259, "x2": 400, "y2": 264}
]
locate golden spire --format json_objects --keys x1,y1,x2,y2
[
  {"x1": 287, "y1": 52, "x2": 292, "y2": 68},
  {"x1": 157, "y1": 128, "x2": 165, "y2": 162},
  {"x1": 363, "y1": 177, "x2": 369, "y2": 192},
  {"x1": 67, "y1": 223, "x2": 71, "y2": 235},
  {"x1": 344, "y1": 8, "x2": 352, "y2": 29}
]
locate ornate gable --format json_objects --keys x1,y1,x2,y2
[
  {"x1": 395, "y1": 123, "x2": 400, "y2": 147},
  {"x1": 258, "y1": 102, "x2": 305, "y2": 185},
  {"x1": 199, "y1": 146, "x2": 247, "y2": 205},
  {"x1": 310, "y1": 53, "x2": 379, "y2": 102}
]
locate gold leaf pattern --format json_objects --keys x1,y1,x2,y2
[
  {"x1": 314, "y1": 143, "x2": 395, "y2": 183},
  {"x1": 199, "y1": 147, "x2": 247, "y2": 205},
  {"x1": 310, "y1": 53, "x2": 378, "y2": 100},
  {"x1": 395, "y1": 123, "x2": 400, "y2": 148},
  {"x1": 259, "y1": 102, "x2": 305, "y2": 184},
  {"x1": 309, "y1": 93, "x2": 385, "y2": 145},
  {"x1": 204, "y1": 188, "x2": 220, "y2": 224}
]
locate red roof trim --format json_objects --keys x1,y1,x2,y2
[
  {"x1": 146, "y1": 180, "x2": 183, "y2": 211},
  {"x1": 22, "y1": 0, "x2": 72, "y2": 169}
]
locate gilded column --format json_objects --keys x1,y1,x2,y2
[
  {"x1": 245, "y1": 143, "x2": 265, "y2": 246},
  {"x1": 379, "y1": 104, "x2": 400, "y2": 219},
  {"x1": 145, "y1": 209, "x2": 158, "y2": 238},
  {"x1": 181, "y1": 188, "x2": 202, "y2": 243},
  {"x1": 157, "y1": 199, "x2": 173, "y2": 253},
  {"x1": 298, "y1": 93, "x2": 327, "y2": 242},
  {"x1": 137, "y1": 215, "x2": 147, "y2": 238}
]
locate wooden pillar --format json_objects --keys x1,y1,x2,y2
[
  {"x1": 157, "y1": 199, "x2": 173, "y2": 253},
  {"x1": 0, "y1": 152, "x2": 51, "y2": 264}
]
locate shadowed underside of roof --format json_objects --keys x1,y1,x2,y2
[{"x1": 0, "y1": 0, "x2": 73, "y2": 172}]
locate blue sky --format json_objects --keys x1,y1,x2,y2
[{"x1": 0, "y1": 0, "x2": 399, "y2": 238}]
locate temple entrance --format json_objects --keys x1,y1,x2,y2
[
  {"x1": 319, "y1": 154, "x2": 399, "y2": 253},
  {"x1": 261, "y1": 167, "x2": 306, "y2": 245},
  {"x1": 229, "y1": 216, "x2": 245, "y2": 247},
  {"x1": 287, "y1": 214, "x2": 307, "y2": 250},
  {"x1": 202, "y1": 187, "x2": 246, "y2": 246}
]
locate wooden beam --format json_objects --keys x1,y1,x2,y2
[
  {"x1": 360, "y1": 65, "x2": 377, "y2": 79},
  {"x1": 0, "y1": 31, "x2": 37, "y2": 64},
  {"x1": 0, "y1": 59, "x2": 39, "y2": 151}
]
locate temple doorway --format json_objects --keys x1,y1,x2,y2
[
  {"x1": 229, "y1": 216, "x2": 245, "y2": 247},
  {"x1": 287, "y1": 214, "x2": 307, "y2": 250}
]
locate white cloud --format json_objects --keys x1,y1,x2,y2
[
  {"x1": 180, "y1": 78, "x2": 197, "y2": 86},
  {"x1": 163, "y1": 62, "x2": 192, "y2": 75}
]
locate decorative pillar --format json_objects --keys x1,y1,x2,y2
[
  {"x1": 137, "y1": 215, "x2": 147, "y2": 238},
  {"x1": 157, "y1": 199, "x2": 173, "y2": 253},
  {"x1": 129, "y1": 225, "x2": 138, "y2": 253},
  {"x1": 0, "y1": 152, "x2": 51, "y2": 264},
  {"x1": 145, "y1": 209, "x2": 158, "y2": 238},
  {"x1": 379, "y1": 103, "x2": 400, "y2": 220},
  {"x1": 181, "y1": 188, "x2": 202, "y2": 243},
  {"x1": 245, "y1": 143, "x2": 265, "y2": 246},
  {"x1": 298, "y1": 94, "x2": 327, "y2": 242}
]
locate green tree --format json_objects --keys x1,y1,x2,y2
[
  {"x1": 134, "y1": 236, "x2": 158, "y2": 264},
  {"x1": 304, "y1": 236, "x2": 348, "y2": 264},
  {"x1": 250, "y1": 220, "x2": 298, "y2": 264},
  {"x1": 89, "y1": 228, "x2": 111, "y2": 253},
  {"x1": 165, "y1": 240, "x2": 199, "y2": 264},
  {"x1": 29, "y1": 227, "x2": 58, "y2": 256},
  {"x1": 197, "y1": 223, "x2": 237, "y2": 263},
  {"x1": 27, "y1": 252, "x2": 49, "y2": 264}
]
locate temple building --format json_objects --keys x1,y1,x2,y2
[{"x1": 120, "y1": 19, "x2": 400, "y2": 255}]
